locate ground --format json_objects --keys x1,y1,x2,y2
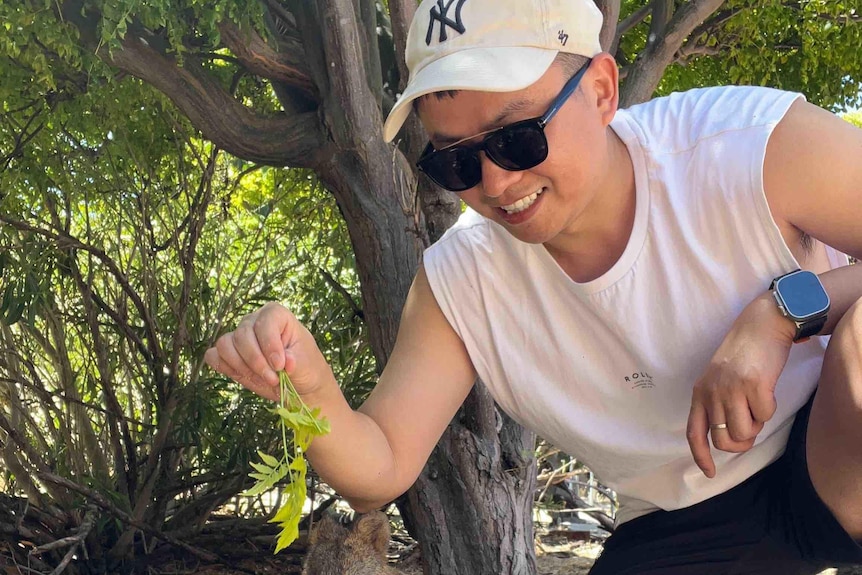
[{"x1": 179, "y1": 530, "x2": 861, "y2": 575}]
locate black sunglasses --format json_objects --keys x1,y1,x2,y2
[{"x1": 416, "y1": 60, "x2": 591, "y2": 192}]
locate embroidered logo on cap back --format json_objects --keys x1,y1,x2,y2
[{"x1": 426, "y1": 0, "x2": 468, "y2": 45}]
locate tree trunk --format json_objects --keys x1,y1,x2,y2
[
  {"x1": 309, "y1": 0, "x2": 538, "y2": 567},
  {"x1": 319, "y1": 137, "x2": 538, "y2": 575},
  {"x1": 405, "y1": 383, "x2": 538, "y2": 575}
]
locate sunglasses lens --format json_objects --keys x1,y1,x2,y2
[
  {"x1": 416, "y1": 121, "x2": 549, "y2": 192},
  {"x1": 485, "y1": 123, "x2": 548, "y2": 170},
  {"x1": 420, "y1": 147, "x2": 482, "y2": 192}
]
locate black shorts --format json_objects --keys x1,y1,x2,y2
[{"x1": 589, "y1": 392, "x2": 862, "y2": 575}]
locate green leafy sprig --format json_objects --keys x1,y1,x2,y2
[{"x1": 243, "y1": 370, "x2": 330, "y2": 552}]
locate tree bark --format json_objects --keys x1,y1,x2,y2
[
  {"x1": 406, "y1": 383, "x2": 538, "y2": 575},
  {"x1": 307, "y1": 3, "x2": 538, "y2": 573}
]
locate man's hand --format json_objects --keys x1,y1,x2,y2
[
  {"x1": 204, "y1": 302, "x2": 334, "y2": 402},
  {"x1": 687, "y1": 294, "x2": 798, "y2": 478}
]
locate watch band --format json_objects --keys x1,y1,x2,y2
[{"x1": 794, "y1": 314, "x2": 827, "y2": 342}]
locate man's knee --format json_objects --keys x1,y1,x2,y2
[
  {"x1": 807, "y1": 296, "x2": 862, "y2": 538},
  {"x1": 829, "y1": 295, "x2": 862, "y2": 354},
  {"x1": 820, "y1": 295, "x2": 862, "y2": 409}
]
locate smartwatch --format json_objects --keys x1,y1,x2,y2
[{"x1": 769, "y1": 269, "x2": 830, "y2": 342}]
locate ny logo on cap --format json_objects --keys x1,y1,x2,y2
[{"x1": 426, "y1": 0, "x2": 467, "y2": 45}]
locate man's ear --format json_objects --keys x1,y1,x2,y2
[{"x1": 589, "y1": 53, "x2": 620, "y2": 126}]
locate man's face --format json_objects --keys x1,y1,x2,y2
[{"x1": 416, "y1": 63, "x2": 614, "y2": 247}]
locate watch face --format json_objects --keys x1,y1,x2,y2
[{"x1": 775, "y1": 270, "x2": 830, "y2": 320}]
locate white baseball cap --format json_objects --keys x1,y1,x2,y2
[{"x1": 382, "y1": 0, "x2": 604, "y2": 142}]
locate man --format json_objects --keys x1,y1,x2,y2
[{"x1": 205, "y1": 0, "x2": 862, "y2": 572}]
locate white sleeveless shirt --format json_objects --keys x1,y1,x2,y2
[{"x1": 423, "y1": 86, "x2": 851, "y2": 525}]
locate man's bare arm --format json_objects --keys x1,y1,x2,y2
[
  {"x1": 303, "y1": 264, "x2": 477, "y2": 511},
  {"x1": 765, "y1": 99, "x2": 862, "y2": 262}
]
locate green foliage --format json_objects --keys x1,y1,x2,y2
[
  {"x1": 0, "y1": 0, "x2": 276, "y2": 127},
  {"x1": 618, "y1": 0, "x2": 862, "y2": 111},
  {"x1": 244, "y1": 371, "x2": 330, "y2": 552},
  {"x1": 844, "y1": 110, "x2": 862, "y2": 128},
  {"x1": 0, "y1": 65, "x2": 374, "y2": 567},
  {"x1": 0, "y1": 1, "x2": 86, "y2": 95},
  {"x1": 90, "y1": 0, "x2": 267, "y2": 58}
]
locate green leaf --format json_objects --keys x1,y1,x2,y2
[
  {"x1": 247, "y1": 370, "x2": 330, "y2": 553},
  {"x1": 258, "y1": 451, "x2": 281, "y2": 468},
  {"x1": 273, "y1": 522, "x2": 299, "y2": 553},
  {"x1": 249, "y1": 461, "x2": 274, "y2": 475}
]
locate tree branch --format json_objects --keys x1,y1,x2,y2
[
  {"x1": 675, "y1": 44, "x2": 722, "y2": 63},
  {"x1": 0, "y1": 214, "x2": 162, "y2": 361},
  {"x1": 662, "y1": 0, "x2": 726, "y2": 51},
  {"x1": 384, "y1": 1, "x2": 460, "y2": 245},
  {"x1": 33, "y1": 505, "x2": 98, "y2": 575},
  {"x1": 387, "y1": 0, "x2": 415, "y2": 95},
  {"x1": 102, "y1": 34, "x2": 331, "y2": 168},
  {"x1": 218, "y1": 20, "x2": 317, "y2": 102},
  {"x1": 37, "y1": 473, "x2": 220, "y2": 563},
  {"x1": 317, "y1": 0, "x2": 385, "y2": 144},
  {"x1": 616, "y1": 4, "x2": 651, "y2": 39},
  {"x1": 817, "y1": 11, "x2": 861, "y2": 23},
  {"x1": 0, "y1": 333, "x2": 63, "y2": 453},
  {"x1": 0, "y1": 373, "x2": 155, "y2": 430},
  {"x1": 68, "y1": 255, "x2": 136, "y2": 501},
  {"x1": 353, "y1": 0, "x2": 382, "y2": 108},
  {"x1": 319, "y1": 266, "x2": 364, "y2": 320},
  {"x1": 1, "y1": 106, "x2": 45, "y2": 172},
  {"x1": 620, "y1": 0, "x2": 724, "y2": 106},
  {"x1": 171, "y1": 147, "x2": 216, "y2": 375},
  {"x1": 649, "y1": 0, "x2": 674, "y2": 43},
  {"x1": 0, "y1": 411, "x2": 58, "y2": 500},
  {"x1": 687, "y1": 7, "x2": 744, "y2": 42}
]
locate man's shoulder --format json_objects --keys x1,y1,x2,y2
[
  {"x1": 624, "y1": 85, "x2": 795, "y2": 119},
  {"x1": 424, "y1": 208, "x2": 526, "y2": 282},
  {"x1": 615, "y1": 86, "x2": 803, "y2": 153},
  {"x1": 427, "y1": 209, "x2": 495, "y2": 253}
]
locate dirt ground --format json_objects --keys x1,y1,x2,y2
[
  {"x1": 534, "y1": 537, "x2": 602, "y2": 575},
  {"x1": 187, "y1": 533, "x2": 862, "y2": 575},
  {"x1": 189, "y1": 544, "x2": 861, "y2": 575},
  {"x1": 386, "y1": 535, "x2": 599, "y2": 574},
  {"x1": 101, "y1": 520, "x2": 862, "y2": 575}
]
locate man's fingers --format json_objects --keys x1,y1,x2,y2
[
  {"x1": 749, "y1": 385, "x2": 778, "y2": 423},
  {"x1": 687, "y1": 401, "x2": 715, "y2": 478},
  {"x1": 234, "y1": 372, "x2": 282, "y2": 402},
  {"x1": 210, "y1": 334, "x2": 281, "y2": 401},
  {"x1": 254, "y1": 303, "x2": 292, "y2": 371},
  {"x1": 204, "y1": 347, "x2": 221, "y2": 373},
  {"x1": 215, "y1": 332, "x2": 275, "y2": 387},
  {"x1": 214, "y1": 333, "x2": 252, "y2": 378},
  {"x1": 724, "y1": 398, "x2": 760, "y2": 443},
  {"x1": 710, "y1": 430, "x2": 756, "y2": 453},
  {"x1": 232, "y1": 319, "x2": 279, "y2": 386}
]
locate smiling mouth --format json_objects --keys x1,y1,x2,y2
[{"x1": 500, "y1": 188, "x2": 544, "y2": 214}]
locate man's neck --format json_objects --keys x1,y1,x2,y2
[{"x1": 544, "y1": 129, "x2": 636, "y2": 284}]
